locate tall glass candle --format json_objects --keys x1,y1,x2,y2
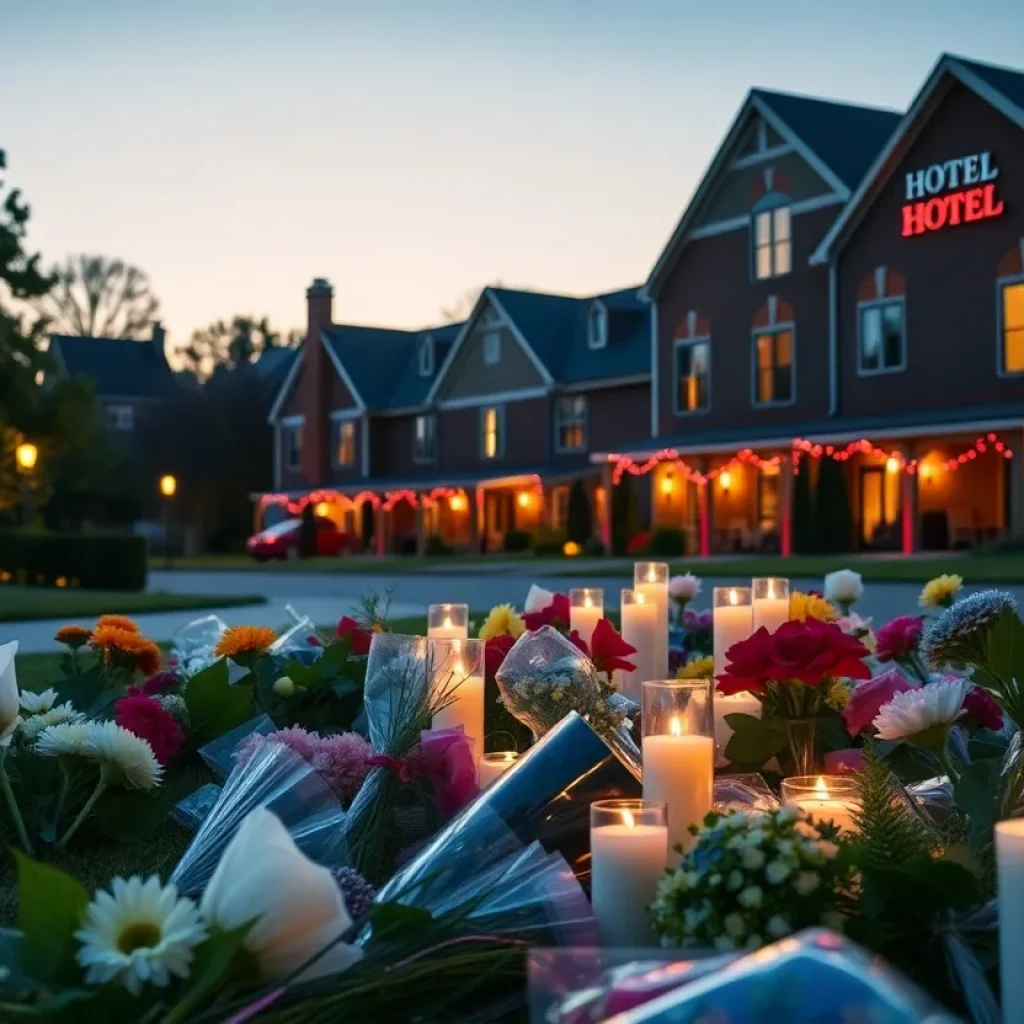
[
  {"x1": 430, "y1": 638, "x2": 484, "y2": 769},
  {"x1": 569, "y1": 588, "x2": 604, "y2": 645},
  {"x1": 641, "y1": 679, "x2": 714, "y2": 860},
  {"x1": 634, "y1": 562, "x2": 669, "y2": 681},
  {"x1": 781, "y1": 775, "x2": 860, "y2": 834},
  {"x1": 427, "y1": 603, "x2": 468, "y2": 639},
  {"x1": 752, "y1": 577, "x2": 789, "y2": 632},
  {"x1": 590, "y1": 799, "x2": 668, "y2": 947},
  {"x1": 619, "y1": 589, "x2": 657, "y2": 702},
  {"x1": 478, "y1": 751, "x2": 519, "y2": 789},
  {"x1": 997, "y1": 819, "x2": 1024, "y2": 1024},
  {"x1": 713, "y1": 586, "x2": 752, "y2": 674}
]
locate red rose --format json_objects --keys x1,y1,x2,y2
[
  {"x1": 522, "y1": 593, "x2": 570, "y2": 632},
  {"x1": 337, "y1": 615, "x2": 372, "y2": 655},
  {"x1": 875, "y1": 615, "x2": 924, "y2": 662},
  {"x1": 962, "y1": 686, "x2": 1004, "y2": 731},
  {"x1": 484, "y1": 633, "x2": 516, "y2": 680},
  {"x1": 717, "y1": 619, "x2": 870, "y2": 697},
  {"x1": 842, "y1": 668, "x2": 916, "y2": 736},
  {"x1": 587, "y1": 617, "x2": 637, "y2": 676},
  {"x1": 115, "y1": 694, "x2": 184, "y2": 766}
]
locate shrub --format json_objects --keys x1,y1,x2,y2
[
  {"x1": 503, "y1": 529, "x2": 532, "y2": 552},
  {"x1": 533, "y1": 527, "x2": 565, "y2": 556},
  {"x1": 425, "y1": 534, "x2": 454, "y2": 556},
  {"x1": 583, "y1": 535, "x2": 605, "y2": 556},
  {"x1": 611, "y1": 476, "x2": 638, "y2": 556},
  {"x1": 0, "y1": 530, "x2": 147, "y2": 590},
  {"x1": 566, "y1": 480, "x2": 592, "y2": 545},
  {"x1": 648, "y1": 527, "x2": 686, "y2": 557}
]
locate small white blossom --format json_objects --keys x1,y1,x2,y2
[
  {"x1": 793, "y1": 871, "x2": 820, "y2": 895},
  {"x1": 821, "y1": 911, "x2": 845, "y2": 930},
  {"x1": 744, "y1": 934, "x2": 764, "y2": 950},
  {"x1": 709, "y1": 873, "x2": 722, "y2": 887},
  {"x1": 737, "y1": 886, "x2": 763, "y2": 909},
  {"x1": 776, "y1": 805, "x2": 801, "y2": 824},
  {"x1": 669, "y1": 573, "x2": 702, "y2": 602},
  {"x1": 765, "y1": 860, "x2": 792, "y2": 885},
  {"x1": 713, "y1": 935, "x2": 735, "y2": 952},
  {"x1": 745, "y1": 829, "x2": 766, "y2": 847},
  {"x1": 724, "y1": 912, "x2": 746, "y2": 938},
  {"x1": 727, "y1": 870, "x2": 744, "y2": 891},
  {"x1": 824, "y1": 569, "x2": 864, "y2": 606},
  {"x1": 817, "y1": 841, "x2": 839, "y2": 861},
  {"x1": 766, "y1": 914, "x2": 791, "y2": 938},
  {"x1": 741, "y1": 848, "x2": 765, "y2": 871}
]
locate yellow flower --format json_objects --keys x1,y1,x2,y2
[
  {"x1": 824, "y1": 680, "x2": 852, "y2": 711},
  {"x1": 677, "y1": 655, "x2": 715, "y2": 680},
  {"x1": 478, "y1": 603, "x2": 526, "y2": 641},
  {"x1": 919, "y1": 574, "x2": 962, "y2": 609},
  {"x1": 789, "y1": 591, "x2": 838, "y2": 623},
  {"x1": 96, "y1": 614, "x2": 139, "y2": 634},
  {"x1": 214, "y1": 626, "x2": 277, "y2": 660}
]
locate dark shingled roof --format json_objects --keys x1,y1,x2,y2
[
  {"x1": 752, "y1": 89, "x2": 902, "y2": 191},
  {"x1": 954, "y1": 55, "x2": 1024, "y2": 114},
  {"x1": 51, "y1": 334, "x2": 179, "y2": 399}
]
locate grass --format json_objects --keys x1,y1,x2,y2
[
  {"x1": 167, "y1": 553, "x2": 537, "y2": 573},
  {"x1": 0, "y1": 585, "x2": 266, "y2": 623}
]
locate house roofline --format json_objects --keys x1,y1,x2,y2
[
  {"x1": 319, "y1": 331, "x2": 367, "y2": 411},
  {"x1": 267, "y1": 349, "x2": 303, "y2": 424}
]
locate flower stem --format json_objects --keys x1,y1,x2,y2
[
  {"x1": 0, "y1": 750, "x2": 34, "y2": 856},
  {"x1": 57, "y1": 765, "x2": 110, "y2": 850},
  {"x1": 53, "y1": 759, "x2": 71, "y2": 836}
]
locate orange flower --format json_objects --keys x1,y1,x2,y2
[
  {"x1": 96, "y1": 614, "x2": 140, "y2": 634},
  {"x1": 214, "y1": 625, "x2": 277, "y2": 660},
  {"x1": 55, "y1": 624, "x2": 92, "y2": 649},
  {"x1": 91, "y1": 625, "x2": 162, "y2": 677}
]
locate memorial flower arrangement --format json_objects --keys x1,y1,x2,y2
[
  {"x1": 823, "y1": 569, "x2": 864, "y2": 614},
  {"x1": 919, "y1": 573, "x2": 964, "y2": 610}
]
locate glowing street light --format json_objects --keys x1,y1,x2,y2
[
  {"x1": 159, "y1": 474, "x2": 177, "y2": 498},
  {"x1": 15, "y1": 443, "x2": 38, "y2": 472}
]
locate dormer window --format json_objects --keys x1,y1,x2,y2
[
  {"x1": 481, "y1": 309, "x2": 502, "y2": 365},
  {"x1": 418, "y1": 335, "x2": 434, "y2": 377},
  {"x1": 588, "y1": 304, "x2": 608, "y2": 350},
  {"x1": 752, "y1": 193, "x2": 792, "y2": 280}
]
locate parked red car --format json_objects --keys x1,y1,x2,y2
[{"x1": 247, "y1": 517, "x2": 354, "y2": 560}]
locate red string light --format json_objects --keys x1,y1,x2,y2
[{"x1": 382, "y1": 489, "x2": 419, "y2": 512}]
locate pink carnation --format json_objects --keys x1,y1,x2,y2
[
  {"x1": 962, "y1": 686, "x2": 1004, "y2": 731},
  {"x1": 875, "y1": 615, "x2": 924, "y2": 662},
  {"x1": 843, "y1": 668, "x2": 917, "y2": 736},
  {"x1": 234, "y1": 725, "x2": 320, "y2": 768},
  {"x1": 115, "y1": 694, "x2": 184, "y2": 765},
  {"x1": 311, "y1": 732, "x2": 372, "y2": 804}
]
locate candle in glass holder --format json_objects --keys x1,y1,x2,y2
[
  {"x1": 619, "y1": 589, "x2": 658, "y2": 702},
  {"x1": 641, "y1": 680, "x2": 715, "y2": 859},
  {"x1": 430, "y1": 638, "x2": 484, "y2": 768},
  {"x1": 753, "y1": 577, "x2": 789, "y2": 632},
  {"x1": 996, "y1": 819, "x2": 1024, "y2": 1024},
  {"x1": 569, "y1": 588, "x2": 603, "y2": 645},
  {"x1": 590, "y1": 799, "x2": 668, "y2": 947},
  {"x1": 428, "y1": 603, "x2": 468, "y2": 639},
  {"x1": 478, "y1": 751, "x2": 518, "y2": 789},
  {"x1": 634, "y1": 562, "x2": 669, "y2": 680},
  {"x1": 713, "y1": 586, "x2": 752, "y2": 674},
  {"x1": 781, "y1": 775, "x2": 860, "y2": 834}
]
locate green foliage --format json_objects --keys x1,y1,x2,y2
[
  {"x1": 647, "y1": 527, "x2": 686, "y2": 557},
  {"x1": 164, "y1": 924, "x2": 253, "y2": 1024},
  {"x1": 812, "y1": 458, "x2": 853, "y2": 554},
  {"x1": 0, "y1": 530, "x2": 146, "y2": 590},
  {"x1": 425, "y1": 534, "x2": 454, "y2": 556},
  {"x1": 611, "y1": 475, "x2": 637, "y2": 556},
  {"x1": 974, "y1": 608, "x2": 1024, "y2": 729},
  {"x1": 184, "y1": 659, "x2": 253, "y2": 742},
  {"x1": 532, "y1": 526, "x2": 564, "y2": 556},
  {"x1": 723, "y1": 712, "x2": 785, "y2": 768},
  {"x1": 565, "y1": 480, "x2": 592, "y2": 545},
  {"x1": 791, "y1": 465, "x2": 814, "y2": 554},
  {"x1": 182, "y1": 314, "x2": 295, "y2": 378},
  {"x1": 502, "y1": 529, "x2": 531, "y2": 552}
]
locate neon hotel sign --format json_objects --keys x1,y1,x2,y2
[{"x1": 901, "y1": 151, "x2": 1004, "y2": 237}]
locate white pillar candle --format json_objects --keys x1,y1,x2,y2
[
  {"x1": 428, "y1": 603, "x2": 468, "y2": 639},
  {"x1": 619, "y1": 589, "x2": 658, "y2": 702},
  {"x1": 713, "y1": 587, "x2": 753, "y2": 673},
  {"x1": 752, "y1": 577, "x2": 789, "y2": 633},
  {"x1": 478, "y1": 751, "x2": 518, "y2": 789},
  {"x1": 431, "y1": 639, "x2": 485, "y2": 769},
  {"x1": 713, "y1": 691, "x2": 762, "y2": 767},
  {"x1": 569, "y1": 588, "x2": 604, "y2": 645},
  {"x1": 643, "y1": 722, "x2": 714, "y2": 856},
  {"x1": 996, "y1": 818, "x2": 1024, "y2": 1024},
  {"x1": 634, "y1": 563, "x2": 669, "y2": 681},
  {"x1": 781, "y1": 776, "x2": 860, "y2": 834},
  {"x1": 590, "y1": 801, "x2": 668, "y2": 947}
]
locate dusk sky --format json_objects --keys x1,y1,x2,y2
[{"x1": 5, "y1": 0, "x2": 1024, "y2": 353}]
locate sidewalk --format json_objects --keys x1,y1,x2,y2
[{"x1": 2, "y1": 597, "x2": 427, "y2": 655}]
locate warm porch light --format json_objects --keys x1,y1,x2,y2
[
  {"x1": 885, "y1": 456, "x2": 900, "y2": 474},
  {"x1": 15, "y1": 442, "x2": 37, "y2": 472},
  {"x1": 920, "y1": 461, "x2": 939, "y2": 483},
  {"x1": 517, "y1": 491, "x2": 532, "y2": 508},
  {"x1": 563, "y1": 540, "x2": 581, "y2": 557},
  {"x1": 159, "y1": 474, "x2": 177, "y2": 498},
  {"x1": 314, "y1": 501, "x2": 331, "y2": 517},
  {"x1": 719, "y1": 471, "x2": 732, "y2": 492},
  {"x1": 659, "y1": 473, "x2": 675, "y2": 496},
  {"x1": 449, "y1": 493, "x2": 467, "y2": 512}
]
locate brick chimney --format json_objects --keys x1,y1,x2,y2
[
  {"x1": 150, "y1": 320, "x2": 167, "y2": 362},
  {"x1": 301, "y1": 278, "x2": 333, "y2": 485}
]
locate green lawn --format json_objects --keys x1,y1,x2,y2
[
  {"x1": 0, "y1": 585, "x2": 266, "y2": 623},
  {"x1": 168, "y1": 553, "x2": 537, "y2": 573}
]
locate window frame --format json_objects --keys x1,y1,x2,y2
[
  {"x1": 587, "y1": 304, "x2": 608, "y2": 350},
  {"x1": 283, "y1": 422, "x2": 303, "y2": 472},
  {"x1": 554, "y1": 394, "x2": 588, "y2": 452},
  {"x1": 750, "y1": 195, "x2": 792, "y2": 282},
  {"x1": 412, "y1": 413, "x2": 437, "y2": 464},
  {"x1": 997, "y1": 274, "x2": 1024, "y2": 378},
  {"x1": 418, "y1": 335, "x2": 434, "y2": 377},
  {"x1": 672, "y1": 335, "x2": 712, "y2": 416},
  {"x1": 480, "y1": 405, "x2": 505, "y2": 460},
  {"x1": 106, "y1": 403, "x2": 135, "y2": 431},
  {"x1": 333, "y1": 419, "x2": 356, "y2": 468},
  {"x1": 856, "y1": 296, "x2": 907, "y2": 376},
  {"x1": 750, "y1": 323, "x2": 797, "y2": 408},
  {"x1": 483, "y1": 328, "x2": 501, "y2": 365}
]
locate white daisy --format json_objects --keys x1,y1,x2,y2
[
  {"x1": 19, "y1": 688, "x2": 57, "y2": 715},
  {"x1": 88, "y1": 721, "x2": 163, "y2": 791},
  {"x1": 21, "y1": 703, "x2": 85, "y2": 742},
  {"x1": 35, "y1": 721, "x2": 96, "y2": 758},
  {"x1": 75, "y1": 876, "x2": 206, "y2": 995},
  {"x1": 873, "y1": 678, "x2": 967, "y2": 742}
]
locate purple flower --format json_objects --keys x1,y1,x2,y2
[{"x1": 331, "y1": 867, "x2": 376, "y2": 920}]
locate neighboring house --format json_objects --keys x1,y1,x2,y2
[{"x1": 264, "y1": 280, "x2": 651, "y2": 552}]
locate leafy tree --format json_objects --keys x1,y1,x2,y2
[
  {"x1": 813, "y1": 457, "x2": 853, "y2": 554},
  {"x1": 34, "y1": 254, "x2": 159, "y2": 339},
  {"x1": 566, "y1": 479, "x2": 592, "y2": 544},
  {"x1": 182, "y1": 315, "x2": 299, "y2": 378},
  {"x1": 792, "y1": 462, "x2": 814, "y2": 554}
]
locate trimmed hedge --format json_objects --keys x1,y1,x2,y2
[
  {"x1": 0, "y1": 531, "x2": 147, "y2": 591},
  {"x1": 648, "y1": 527, "x2": 687, "y2": 557},
  {"x1": 503, "y1": 529, "x2": 532, "y2": 553},
  {"x1": 533, "y1": 527, "x2": 565, "y2": 556}
]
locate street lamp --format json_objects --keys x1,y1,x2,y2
[
  {"x1": 159, "y1": 474, "x2": 177, "y2": 568},
  {"x1": 15, "y1": 443, "x2": 38, "y2": 472},
  {"x1": 15, "y1": 442, "x2": 38, "y2": 527},
  {"x1": 159, "y1": 474, "x2": 177, "y2": 498}
]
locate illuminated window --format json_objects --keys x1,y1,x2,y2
[
  {"x1": 555, "y1": 395, "x2": 587, "y2": 450},
  {"x1": 334, "y1": 420, "x2": 356, "y2": 467},
  {"x1": 413, "y1": 414, "x2": 436, "y2": 463},
  {"x1": 858, "y1": 300, "x2": 905, "y2": 374},
  {"x1": 753, "y1": 203, "x2": 791, "y2": 280},
  {"x1": 481, "y1": 406, "x2": 503, "y2": 459},
  {"x1": 283, "y1": 422, "x2": 303, "y2": 471},
  {"x1": 1001, "y1": 280, "x2": 1024, "y2": 375},
  {"x1": 757, "y1": 467, "x2": 780, "y2": 528},
  {"x1": 588, "y1": 304, "x2": 608, "y2": 349},
  {"x1": 674, "y1": 339, "x2": 710, "y2": 413},
  {"x1": 418, "y1": 335, "x2": 434, "y2": 376},
  {"x1": 753, "y1": 328, "x2": 794, "y2": 406}
]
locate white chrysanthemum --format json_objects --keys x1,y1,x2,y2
[
  {"x1": 741, "y1": 848, "x2": 765, "y2": 871},
  {"x1": 35, "y1": 721, "x2": 96, "y2": 758},
  {"x1": 766, "y1": 914, "x2": 791, "y2": 938},
  {"x1": 724, "y1": 912, "x2": 746, "y2": 938},
  {"x1": 737, "y1": 886, "x2": 763, "y2": 908},
  {"x1": 713, "y1": 935, "x2": 735, "y2": 952},
  {"x1": 75, "y1": 876, "x2": 206, "y2": 995},
  {"x1": 21, "y1": 703, "x2": 85, "y2": 742},
  {"x1": 88, "y1": 721, "x2": 163, "y2": 790},
  {"x1": 824, "y1": 569, "x2": 864, "y2": 606},
  {"x1": 765, "y1": 860, "x2": 791, "y2": 885},
  {"x1": 793, "y1": 871, "x2": 820, "y2": 895},
  {"x1": 873, "y1": 678, "x2": 967, "y2": 741},
  {"x1": 19, "y1": 688, "x2": 57, "y2": 714}
]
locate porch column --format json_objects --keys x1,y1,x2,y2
[
  {"x1": 900, "y1": 445, "x2": 919, "y2": 555},
  {"x1": 375, "y1": 506, "x2": 387, "y2": 557},
  {"x1": 780, "y1": 458, "x2": 794, "y2": 557},
  {"x1": 1010, "y1": 429, "x2": 1024, "y2": 536},
  {"x1": 470, "y1": 486, "x2": 484, "y2": 554},
  {"x1": 600, "y1": 462, "x2": 613, "y2": 551},
  {"x1": 415, "y1": 497, "x2": 427, "y2": 556},
  {"x1": 698, "y1": 460, "x2": 712, "y2": 558}
]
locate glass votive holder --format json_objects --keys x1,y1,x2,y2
[
  {"x1": 780, "y1": 775, "x2": 861, "y2": 834},
  {"x1": 428, "y1": 637, "x2": 484, "y2": 763},
  {"x1": 569, "y1": 588, "x2": 604, "y2": 640},
  {"x1": 427, "y1": 603, "x2": 468, "y2": 639},
  {"x1": 752, "y1": 577, "x2": 790, "y2": 632},
  {"x1": 590, "y1": 798, "x2": 669, "y2": 946},
  {"x1": 713, "y1": 585, "x2": 753, "y2": 674},
  {"x1": 634, "y1": 561, "x2": 669, "y2": 588},
  {"x1": 478, "y1": 751, "x2": 519, "y2": 789}
]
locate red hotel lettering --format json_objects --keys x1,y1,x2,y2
[{"x1": 901, "y1": 183, "x2": 1004, "y2": 237}]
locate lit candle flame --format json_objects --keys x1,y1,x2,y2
[
  {"x1": 814, "y1": 776, "x2": 828, "y2": 798},
  {"x1": 636, "y1": 593, "x2": 645, "y2": 604},
  {"x1": 729, "y1": 589, "x2": 738, "y2": 606},
  {"x1": 767, "y1": 581, "x2": 775, "y2": 599},
  {"x1": 584, "y1": 595, "x2": 593, "y2": 608},
  {"x1": 670, "y1": 715, "x2": 682, "y2": 737},
  {"x1": 622, "y1": 809, "x2": 636, "y2": 831},
  {"x1": 443, "y1": 615, "x2": 453, "y2": 630},
  {"x1": 647, "y1": 569, "x2": 656, "y2": 583}
]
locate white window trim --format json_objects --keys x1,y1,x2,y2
[
  {"x1": 997, "y1": 274, "x2": 1024, "y2": 378},
  {"x1": 413, "y1": 413, "x2": 437, "y2": 464},
  {"x1": 751, "y1": 197, "x2": 792, "y2": 282},
  {"x1": 334, "y1": 419, "x2": 356, "y2": 468},
  {"x1": 480, "y1": 405, "x2": 505, "y2": 460},
  {"x1": 282, "y1": 420, "x2": 303, "y2": 472},
  {"x1": 856, "y1": 296, "x2": 907, "y2": 376},
  {"x1": 672, "y1": 336, "x2": 712, "y2": 416},
  {"x1": 419, "y1": 335, "x2": 434, "y2": 377},
  {"x1": 554, "y1": 394, "x2": 588, "y2": 452},
  {"x1": 750, "y1": 322, "x2": 797, "y2": 409},
  {"x1": 588, "y1": 302, "x2": 608, "y2": 350}
]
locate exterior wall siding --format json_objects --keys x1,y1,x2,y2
[{"x1": 438, "y1": 396, "x2": 550, "y2": 473}]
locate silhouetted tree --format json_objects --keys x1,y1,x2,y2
[
  {"x1": 182, "y1": 315, "x2": 299, "y2": 378},
  {"x1": 566, "y1": 480, "x2": 592, "y2": 544},
  {"x1": 813, "y1": 458, "x2": 853, "y2": 554},
  {"x1": 611, "y1": 475, "x2": 638, "y2": 555}
]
